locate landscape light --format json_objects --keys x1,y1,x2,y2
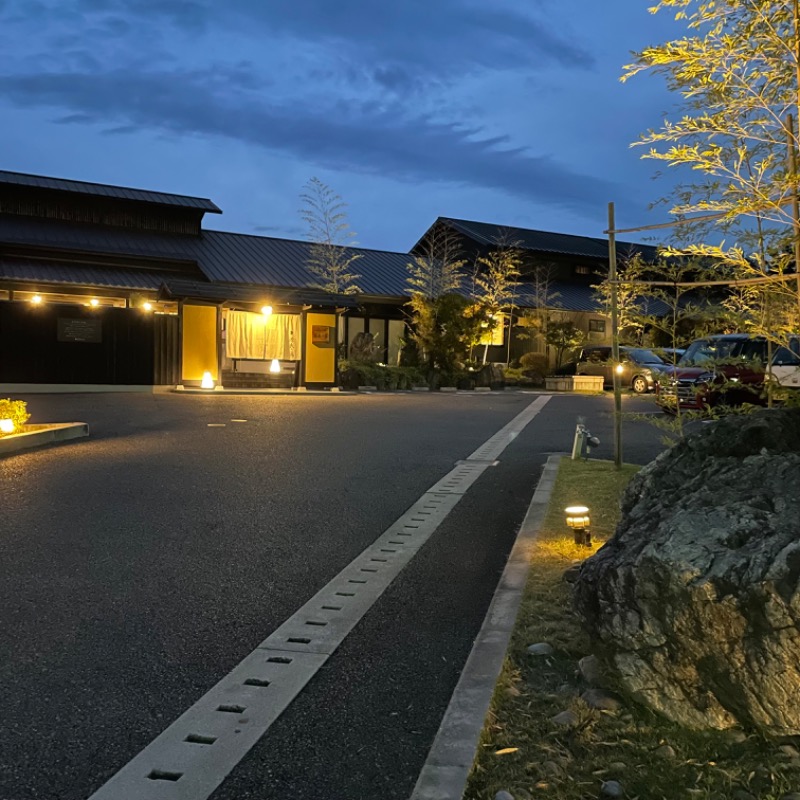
[
  {"x1": 31, "y1": 295, "x2": 42, "y2": 305},
  {"x1": 565, "y1": 505, "x2": 592, "y2": 547},
  {"x1": 270, "y1": 359, "x2": 281, "y2": 373},
  {"x1": 201, "y1": 371, "x2": 215, "y2": 389},
  {"x1": 261, "y1": 305, "x2": 273, "y2": 317},
  {"x1": 0, "y1": 419, "x2": 14, "y2": 434}
]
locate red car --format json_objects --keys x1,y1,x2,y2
[{"x1": 655, "y1": 333, "x2": 800, "y2": 412}]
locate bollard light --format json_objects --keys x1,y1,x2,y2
[
  {"x1": 565, "y1": 505, "x2": 592, "y2": 547},
  {"x1": 0, "y1": 418, "x2": 15, "y2": 434},
  {"x1": 201, "y1": 371, "x2": 215, "y2": 389},
  {"x1": 270, "y1": 359, "x2": 281, "y2": 374}
]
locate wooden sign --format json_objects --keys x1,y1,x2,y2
[{"x1": 311, "y1": 325, "x2": 330, "y2": 344}]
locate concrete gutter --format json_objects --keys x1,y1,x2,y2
[
  {"x1": 0, "y1": 423, "x2": 89, "y2": 457},
  {"x1": 409, "y1": 454, "x2": 563, "y2": 800}
]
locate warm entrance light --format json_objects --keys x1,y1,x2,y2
[
  {"x1": 270, "y1": 359, "x2": 281, "y2": 374},
  {"x1": 261, "y1": 305, "x2": 273, "y2": 317},
  {"x1": 31, "y1": 295, "x2": 43, "y2": 305},
  {"x1": 201, "y1": 371, "x2": 215, "y2": 389},
  {"x1": 143, "y1": 302, "x2": 153, "y2": 312},
  {"x1": 89, "y1": 298, "x2": 99, "y2": 307},
  {"x1": 0, "y1": 419, "x2": 14, "y2": 434}
]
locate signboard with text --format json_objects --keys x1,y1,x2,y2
[{"x1": 57, "y1": 318, "x2": 102, "y2": 343}]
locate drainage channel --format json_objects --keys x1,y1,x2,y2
[{"x1": 87, "y1": 395, "x2": 551, "y2": 800}]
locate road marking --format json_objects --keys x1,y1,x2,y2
[
  {"x1": 87, "y1": 395, "x2": 551, "y2": 800},
  {"x1": 206, "y1": 424, "x2": 226, "y2": 428}
]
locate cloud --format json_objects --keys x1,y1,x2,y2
[{"x1": 0, "y1": 68, "x2": 621, "y2": 213}]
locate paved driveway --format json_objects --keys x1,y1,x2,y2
[{"x1": 0, "y1": 391, "x2": 665, "y2": 800}]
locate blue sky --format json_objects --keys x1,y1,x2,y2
[{"x1": 0, "y1": 0, "x2": 684, "y2": 251}]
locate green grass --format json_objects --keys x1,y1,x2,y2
[{"x1": 464, "y1": 458, "x2": 800, "y2": 800}]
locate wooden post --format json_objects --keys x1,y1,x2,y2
[
  {"x1": 788, "y1": 114, "x2": 800, "y2": 321},
  {"x1": 608, "y1": 202, "x2": 622, "y2": 469}
]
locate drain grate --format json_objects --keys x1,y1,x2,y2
[{"x1": 87, "y1": 395, "x2": 552, "y2": 800}]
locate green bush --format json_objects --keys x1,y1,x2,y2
[
  {"x1": 518, "y1": 353, "x2": 549, "y2": 385},
  {"x1": 338, "y1": 361, "x2": 425, "y2": 390},
  {"x1": 0, "y1": 398, "x2": 30, "y2": 435}
]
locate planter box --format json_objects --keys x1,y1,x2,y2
[
  {"x1": 0, "y1": 422, "x2": 89, "y2": 456},
  {"x1": 545, "y1": 375, "x2": 604, "y2": 393}
]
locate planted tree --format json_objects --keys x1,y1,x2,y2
[
  {"x1": 623, "y1": 0, "x2": 800, "y2": 350},
  {"x1": 300, "y1": 177, "x2": 362, "y2": 294}
]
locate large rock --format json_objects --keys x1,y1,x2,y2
[{"x1": 574, "y1": 409, "x2": 800, "y2": 735}]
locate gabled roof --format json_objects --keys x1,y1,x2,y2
[
  {"x1": 0, "y1": 216, "x2": 411, "y2": 299},
  {"x1": 425, "y1": 217, "x2": 658, "y2": 261},
  {"x1": 0, "y1": 170, "x2": 222, "y2": 214}
]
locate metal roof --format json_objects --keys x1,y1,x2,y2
[
  {"x1": 0, "y1": 170, "x2": 222, "y2": 214},
  {"x1": 426, "y1": 217, "x2": 658, "y2": 261},
  {"x1": 159, "y1": 278, "x2": 359, "y2": 308},
  {"x1": 0, "y1": 258, "x2": 183, "y2": 291},
  {"x1": 0, "y1": 216, "x2": 412, "y2": 297}
]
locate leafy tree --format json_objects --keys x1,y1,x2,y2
[
  {"x1": 593, "y1": 252, "x2": 650, "y2": 345},
  {"x1": 622, "y1": 0, "x2": 800, "y2": 349},
  {"x1": 515, "y1": 263, "x2": 560, "y2": 363},
  {"x1": 406, "y1": 224, "x2": 465, "y2": 300},
  {"x1": 472, "y1": 237, "x2": 522, "y2": 364},
  {"x1": 300, "y1": 177, "x2": 362, "y2": 294},
  {"x1": 544, "y1": 319, "x2": 586, "y2": 368}
]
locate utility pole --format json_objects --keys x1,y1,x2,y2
[
  {"x1": 608, "y1": 202, "x2": 622, "y2": 469},
  {"x1": 788, "y1": 114, "x2": 800, "y2": 320}
]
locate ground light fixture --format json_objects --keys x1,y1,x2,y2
[
  {"x1": 565, "y1": 505, "x2": 592, "y2": 547},
  {"x1": 270, "y1": 359, "x2": 281, "y2": 373},
  {"x1": 0, "y1": 419, "x2": 14, "y2": 434},
  {"x1": 201, "y1": 371, "x2": 215, "y2": 389}
]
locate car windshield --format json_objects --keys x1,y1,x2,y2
[
  {"x1": 625, "y1": 348, "x2": 663, "y2": 364},
  {"x1": 680, "y1": 338, "x2": 762, "y2": 365}
]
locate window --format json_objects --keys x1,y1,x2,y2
[
  {"x1": 575, "y1": 265, "x2": 591, "y2": 275},
  {"x1": 588, "y1": 319, "x2": 606, "y2": 334}
]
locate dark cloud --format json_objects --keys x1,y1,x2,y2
[{"x1": 0, "y1": 69, "x2": 620, "y2": 213}]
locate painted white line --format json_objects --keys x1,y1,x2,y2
[{"x1": 87, "y1": 396, "x2": 552, "y2": 800}]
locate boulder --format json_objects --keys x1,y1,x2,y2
[{"x1": 574, "y1": 409, "x2": 800, "y2": 735}]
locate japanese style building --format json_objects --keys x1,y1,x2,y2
[{"x1": 0, "y1": 169, "x2": 655, "y2": 391}]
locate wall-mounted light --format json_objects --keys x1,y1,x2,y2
[
  {"x1": 30, "y1": 295, "x2": 43, "y2": 305},
  {"x1": 201, "y1": 371, "x2": 215, "y2": 389},
  {"x1": 270, "y1": 359, "x2": 281, "y2": 374},
  {"x1": 89, "y1": 298, "x2": 99, "y2": 307},
  {"x1": 143, "y1": 302, "x2": 153, "y2": 312},
  {"x1": 0, "y1": 419, "x2": 14, "y2": 434},
  {"x1": 565, "y1": 505, "x2": 592, "y2": 547},
  {"x1": 261, "y1": 305, "x2": 273, "y2": 317}
]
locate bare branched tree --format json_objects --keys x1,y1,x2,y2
[{"x1": 300, "y1": 177, "x2": 362, "y2": 295}]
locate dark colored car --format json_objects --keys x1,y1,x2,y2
[
  {"x1": 576, "y1": 345, "x2": 664, "y2": 393},
  {"x1": 655, "y1": 333, "x2": 800, "y2": 411}
]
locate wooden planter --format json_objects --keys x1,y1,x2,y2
[{"x1": 545, "y1": 375, "x2": 605, "y2": 393}]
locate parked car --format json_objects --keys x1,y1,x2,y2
[
  {"x1": 575, "y1": 345, "x2": 665, "y2": 393},
  {"x1": 655, "y1": 333, "x2": 800, "y2": 411}
]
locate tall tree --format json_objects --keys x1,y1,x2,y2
[
  {"x1": 300, "y1": 177, "x2": 362, "y2": 294},
  {"x1": 472, "y1": 236, "x2": 522, "y2": 364},
  {"x1": 623, "y1": 0, "x2": 800, "y2": 339}
]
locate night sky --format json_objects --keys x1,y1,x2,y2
[{"x1": 0, "y1": 1, "x2": 685, "y2": 251}]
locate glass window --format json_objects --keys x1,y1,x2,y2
[
  {"x1": 626, "y1": 348, "x2": 663, "y2": 364},
  {"x1": 588, "y1": 319, "x2": 606, "y2": 333},
  {"x1": 772, "y1": 346, "x2": 800, "y2": 366}
]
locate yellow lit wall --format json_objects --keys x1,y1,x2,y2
[
  {"x1": 304, "y1": 312, "x2": 336, "y2": 384},
  {"x1": 182, "y1": 304, "x2": 219, "y2": 382}
]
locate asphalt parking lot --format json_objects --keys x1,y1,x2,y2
[{"x1": 0, "y1": 390, "x2": 666, "y2": 800}]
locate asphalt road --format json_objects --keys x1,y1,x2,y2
[{"x1": 0, "y1": 390, "x2": 666, "y2": 800}]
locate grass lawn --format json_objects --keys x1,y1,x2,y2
[{"x1": 465, "y1": 458, "x2": 800, "y2": 800}]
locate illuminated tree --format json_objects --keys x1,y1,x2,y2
[
  {"x1": 623, "y1": 0, "x2": 800, "y2": 343},
  {"x1": 300, "y1": 177, "x2": 362, "y2": 294}
]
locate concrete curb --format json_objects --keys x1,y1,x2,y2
[
  {"x1": 409, "y1": 454, "x2": 563, "y2": 800},
  {"x1": 0, "y1": 423, "x2": 89, "y2": 456}
]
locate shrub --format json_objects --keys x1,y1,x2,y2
[
  {"x1": 0, "y1": 398, "x2": 30, "y2": 435},
  {"x1": 518, "y1": 353, "x2": 549, "y2": 386},
  {"x1": 338, "y1": 361, "x2": 425, "y2": 390}
]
